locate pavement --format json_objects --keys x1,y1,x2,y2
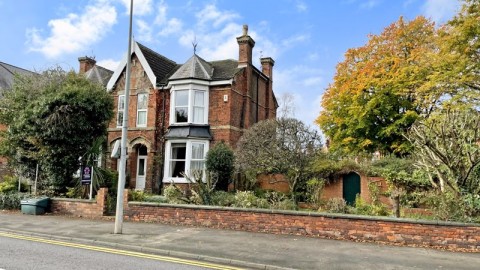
[{"x1": 1, "y1": 211, "x2": 480, "y2": 270}]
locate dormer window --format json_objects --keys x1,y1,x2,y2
[{"x1": 171, "y1": 83, "x2": 208, "y2": 125}]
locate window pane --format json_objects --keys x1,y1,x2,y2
[
  {"x1": 138, "y1": 159, "x2": 145, "y2": 176},
  {"x1": 190, "y1": 161, "x2": 204, "y2": 171},
  {"x1": 175, "y1": 90, "x2": 188, "y2": 106},
  {"x1": 137, "y1": 94, "x2": 148, "y2": 109},
  {"x1": 194, "y1": 91, "x2": 204, "y2": 106},
  {"x1": 118, "y1": 96, "x2": 125, "y2": 110},
  {"x1": 171, "y1": 161, "x2": 185, "y2": 177},
  {"x1": 137, "y1": 111, "x2": 147, "y2": 125},
  {"x1": 191, "y1": 143, "x2": 204, "y2": 159},
  {"x1": 171, "y1": 143, "x2": 186, "y2": 159},
  {"x1": 193, "y1": 107, "x2": 204, "y2": 123},
  {"x1": 117, "y1": 111, "x2": 124, "y2": 126},
  {"x1": 175, "y1": 107, "x2": 188, "y2": 122}
]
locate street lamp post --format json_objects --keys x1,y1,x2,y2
[{"x1": 114, "y1": 0, "x2": 134, "y2": 234}]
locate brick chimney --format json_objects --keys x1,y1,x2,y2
[
  {"x1": 78, "y1": 56, "x2": 96, "y2": 74},
  {"x1": 260, "y1": 57, "x2": 275, "y2": 81},
  {"x1": 236, "y1": 25, "x2": 255, "y2": 67}
]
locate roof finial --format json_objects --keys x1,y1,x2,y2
[{"x1": 192, "y1": 35, "x2": 198, "y2": 54}]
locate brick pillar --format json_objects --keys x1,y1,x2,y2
[{"x1": 96, "y1": 188, "x2": 108, "y2": 215}]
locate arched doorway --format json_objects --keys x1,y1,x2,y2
[
  {"x1": 135, "y1": 144, "x2": 148, "y2": 190},
  {"x1": 343, "y1": 172, "x2": 361, "y2": 206}
]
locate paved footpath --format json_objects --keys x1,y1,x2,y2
[{"x1": 1, "y1": 211, "x2": 479, "y2": 270}]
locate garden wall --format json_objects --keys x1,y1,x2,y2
[
  {"x1": 50, "y1": 188, "x2": 108, "y2": 218},
  {"x1": 122, "y1": 190, "x2": 480, "y2": 252}
]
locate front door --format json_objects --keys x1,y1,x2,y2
[
  {"x1": 135, "y1": 145, "x2": 147, "y2": 190},
  {"x1": 343, "y1": 172, "x2": 361, "y2": 206}
]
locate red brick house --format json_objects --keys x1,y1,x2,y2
[{"x1": 82, "y1": 25, "x2": 277, "y2": 192}]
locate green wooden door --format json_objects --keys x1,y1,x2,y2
[{"x1": 343, "y1": 172, "x2": 361, "y2": 206}]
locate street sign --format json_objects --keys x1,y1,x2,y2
[{"x1": 81, "y1": 166, "x2": 92, "y2": 185}]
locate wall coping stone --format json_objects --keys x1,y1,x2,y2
[
  {"x1": 127, "y1": 201, "x2": 480, "y2": 228},
  {"x1": 52, "y1": 198, "x2": 96, "y2": 204}
]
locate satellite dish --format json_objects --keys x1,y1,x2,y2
[{"x1": 111, "y1": 140, "x2": 121, "y2": 159}]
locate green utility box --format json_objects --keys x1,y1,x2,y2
[{"x1": 20, "y1": 197, "x2": 50, "y2": 215}]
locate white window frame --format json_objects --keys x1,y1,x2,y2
[
  {"x1": 116, "y1": 95, "x2": 125, "y2": 127},
  {"x1": 136, "y1": 93, "x2": 148, "y2": 127},
  {"x1": 170, "y1": 83, "x2": 209, "y2": 125},
  {"x1": 163, "y1": 139, "x2": 209, "y2": 183}
]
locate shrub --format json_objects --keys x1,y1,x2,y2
[
  {"x1": 0, "y1": 193, "x2": 29, "y2": 210},
  {"x1": 129, "y1": 190, "x2": 146, "y2": 201},
  {"x1": 233, "y1": 191, "x2": 269, "y2": 208},
  {"x1": 210, "y1": 191, "x2": 236, "y2": 206},
  {"x1": 305, "y1": 178, "x2": 325, "y2": 207},
  {"x1": 206, "y1": 142, "x2": 235, "y2": 191},
  {"x1": 351, "y1": 196, "x2": 391, "y2": 216},
  {"x1": 143, "y1": 195, "x2": 167, "y2": 203},
  {"x1": 322, "y1": 198, "x2": 348, "y2": 213},
  {"x1": 0, "y1": 176, "x2": 27, "y2": 194},
  {"x1": 163, "y1": 184, "x2": 184, "y2": 204},
  {"x1": 425, "y1": 191, "x2": 480, "y2": 222}
]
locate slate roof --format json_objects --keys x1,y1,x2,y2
[
  {"x1": 85, "y1": 65, "x2": 113, "y2": 87},
  {"x1": 169, "y1": 56, "x2": 241, "y2": 82},
  {"x1": 137, "y1": 42, "x2": 177, "y2": 85},
  {"x1": 169, "y1": 54, "x2": 214, "y2": 81},
  {"x1": 0, "y1": 61, "x2": 36, "y2": 89}
]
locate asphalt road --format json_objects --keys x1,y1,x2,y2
[{"x1": 0, "y1": 235, "x2": 240, "y2": 270}]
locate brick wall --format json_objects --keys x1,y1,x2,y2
[
  {"x1": 121, "y1": 189, "x2": 480, "y2": 251},
  {"x1": 322, "y1": 174, "x2": 392, "y2": 207},
  {"x1": 50, "y1": 188, "x2": 108, "y2": 218}
]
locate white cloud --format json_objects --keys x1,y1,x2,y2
[
  {"x1": 196, "y1": 4, "x2": 240, "y2": 29},
  {"x1": 154, "y1": 0, "x2": 168, "y2": 25},
  {"x1": 159, "y1": 18, "x2": 183, "y2": 37},
  {"x1": 136, "y1": 19, "x2": 153, "y2": 42},
  {"x1": 119, "y1": 0, "x2": 153, "y2": 16},
  {"x1": 97, "y1": 58, "x2": 121, "y2": 70},
  {"x1": 296, "y1": 1, "x2": 307, "y2": 12},
  {"x1": 360, "y1": 0, "x2": 381, "y2": 9},
  {"x1": 27, "y1": 0, "x2": 117, "y2": 59},
  {"x1": 422, "y1": 0, "x2": 460, "y2": 24}
]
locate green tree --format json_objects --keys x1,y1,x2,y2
[
  {"x1": 0, "y1": 67, "x2": 114, "y2": 194},
  {"x1": 235, "y1": 118, "x2": 322, "y2": 202},
  {"x1": 206, "y1": 141, "x2": 235, "y2": 191},
  {"x1": 406, "y1": 108, "x2": 480, "y2": 195},
  {"x1": 317, "y1": 16, "x2": 437, "y2": 155}
]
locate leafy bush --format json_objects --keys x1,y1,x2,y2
[
  {"x1": 143, "y1": 195, "x2": 167, "y2": 203},
  {"x1": 263, "y1": 191, "x2": 296, "y2": 210},
  {"x1": 351, "y1": 196, "x2": 391, "y2": 216},
  {"x1": 233, "y1": 191, "x2": 269, "y2": 208},
  {"x1": 129, "y1": 190, "x2": 146, "y2": 201},
  {"x1": 322, "y1": 198, "x2": 348, "y2": 213},
  {"x1": 425, "y1": 191, "x2": 480, "y2": 222},
  {"x1": 0, "y1": 193, "x2": 29, "y2": 210},
  {"x1": 210, "y1": 191, "x2": 236, "y2": 206},
  {"x1": 305, "y1": 178, "x2": 325, "y2": 207},
  {"x1": 0, "y1": 176, "x2": 27, "y2": 194},
  {"x1": 206, "y1": 142, "x2": 235, "y2": 191},
  {"x1": 163, "y1": 184, "x2": 185, "y2": 204}
]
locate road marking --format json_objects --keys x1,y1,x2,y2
[{"x1": 0, "y1": 231, "x2": 244, "y2": 270}]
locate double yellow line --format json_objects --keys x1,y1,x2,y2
[{"x1": 0, "y1": 231, "x2": 244, "y2": 270}]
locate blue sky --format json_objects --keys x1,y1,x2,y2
[{"x1": 0, "y1": 0, "x2": 461, "y2": 128}]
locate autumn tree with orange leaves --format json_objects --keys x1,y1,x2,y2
[{"x1": 317, "y1": 16, "x2": 437, "y2": 156}]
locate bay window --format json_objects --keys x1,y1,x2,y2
[
  {"x1": 171, "y1": 85, "x2": 208, "y2": 124},
  {"x1": 164, "y1": 140, "x2": 208, "y2": 182}
]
